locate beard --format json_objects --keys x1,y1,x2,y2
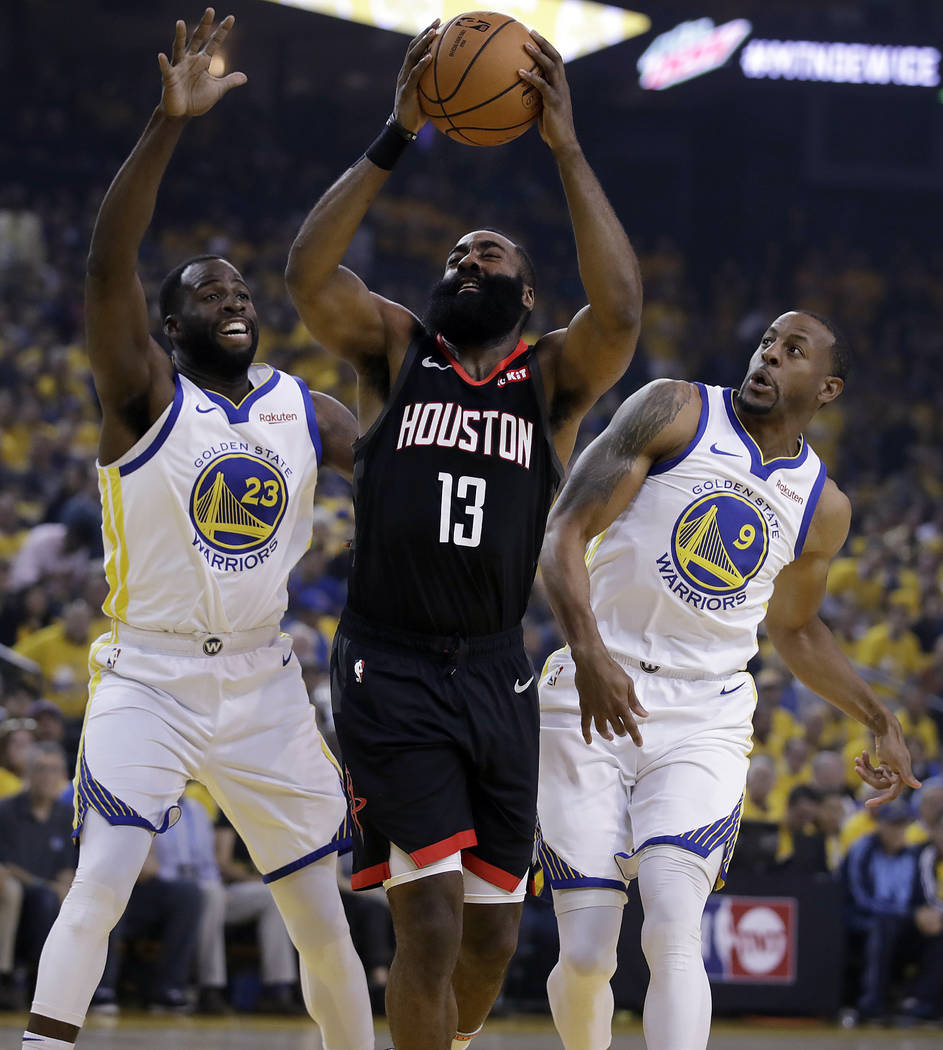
[
  {"x1": 423, "y1": 271, "x2": 527, "y2": 347},
  {"x1": 174, "y1": 322, "x2": 258, "y2": 380}
]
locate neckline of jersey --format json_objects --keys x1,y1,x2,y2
[
  {"x1": 723, "y1": 388, "x2": 808, "y2": 475},
  {"x1": 435, "y1": 334, "x2": 529, "y2": 387},
  {"x1": 199, "y1": 364, "x2": 276, "y2": 409}
]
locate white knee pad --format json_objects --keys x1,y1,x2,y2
[
  {"x1": 554, "y1": 897, "x2": 624, "y2": 982},
  {"x1": 58, "y1": 877, "x2": 126, "y2": 938},
  {"x1": 641, "y1": 918, "x2": 702, "y2": 973}
]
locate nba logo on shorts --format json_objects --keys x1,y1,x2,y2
[
  {"x1": 354, "y1": 659, "x2": 365, "y2": 684},
  {"x1": 546, "y1": 665, "x2": 564, "y2": 687}
]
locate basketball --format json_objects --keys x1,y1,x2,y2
[{"x1": 418, "y1": 11, "x2": 542, "y2": 147}]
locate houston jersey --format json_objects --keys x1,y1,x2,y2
[
  {"x1": 98, "y1": 365, "x2": 323, "y2": 634},
  {"x1": 348, "y1": 329, "x2": 563, "y2": 637},
  {"x1": 544, "y1": 383, "x2": 827, "y2": 692}
]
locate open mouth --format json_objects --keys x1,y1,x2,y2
[
  {"x1": 456, "y1": 280, "x2": 480, "y2": 295},
  {"x1": 748, "y1": 369, "x2": 775, "y2": 393},
  {"x1": 217, "y1": 320, "x2": 252, "y2": 344}
]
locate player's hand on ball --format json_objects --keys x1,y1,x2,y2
[
  {"x1": 394, "y1": 20, "x2": 439, "y2": 134},
  {"x1": 574, "y1": 648, "x2": 648, "y2": 746},
  {"x1": 519, "y1": 31, "x2": 577, "y2": 152},
  {"x1": 158, "y1": 8, "x2": 247, "y2": 119}
]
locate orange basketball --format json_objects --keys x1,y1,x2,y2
[{"x1": 418, "y1": 11, "x2": 542, "y2": 147}]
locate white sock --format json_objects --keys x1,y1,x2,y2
[
  {"x1": 22, "y1": 1033, "x2": 75, "y2": 1049},
  {"x1": 452, "y1": 1024, "x2": 483, "y2": 1049},
  {"x1": 637, "y1": 846, "x2": 721, "y2": 1050}
]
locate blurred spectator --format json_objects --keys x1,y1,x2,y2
[
  {"x1": 8, "y1": 497, "x2": 101, "y2": 594},
  {"x1": 857, "y1": 603, "x2": 928, "y2": 694},
  {"x1": 14, "y1": 599, "x2": 105, "y2": 721},
  {"x1": 770, "y1": 736, "x2": 812, "y2": 814},
  {"x1": 28, "y1": 698, "x2": 66, "y2": 749},
  {"x1": 742, "y1": 754, "x2": 782, "y2": 822},
  {"x1": 842, "y1": 800, "x2": 920, "y2": 1022},
  {"x1": 0, "y1": 717, "x2": 36, "y2": 799},
  {"x1": 897, "y1": 681, "x2": 940, "y2": 761},
  {"x1": 0, "y1": 743, "x2": 75, "y2": 985},
  {"x1": 153, "y1": 797, "x2": 301, "y2": 1015},
  {"x1": 900, "y1": 810, "x2": 943, "y2": 1023},
  {"x1": 776, "y1": 785, "x2": 828, "y2": 874}
]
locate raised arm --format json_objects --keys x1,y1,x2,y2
[
  {"x1": 311, "y1": 391, "x2": 359, "y2": 481},
  {"x1": 86, "y1": 8, "x2": 246, "y2": 464},
  {"x1": 541, "y1": 380, "x2": 701, "y2": 743},
  {"x1": 285, "y1": 23, "x2": 439, "y2": 376},
  {"x1": 522, "y1": 33, "x2": 642, "y2": 457},
  {"x1": 764, "y1": 479, "x2": 919, "y2": 805}
]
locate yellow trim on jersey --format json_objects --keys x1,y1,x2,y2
[
  {"x1": 584, "y1": 528, "x2": 609, "y2": 569},
  {"x1": 99, "y1": 467, "x2": 130, "y2": 621},
  {"x1": 73, "y1": 626, "x2": 117, "y2": 832},
  {"x1": 320, "y1": 736, "x2": 342, "y2": 776},
  {"x1": 540, "y1": 645, "x2": 569, "y2": 682}
]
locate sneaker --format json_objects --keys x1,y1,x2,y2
[
  {"x1": 197, "y1": 986, "x2": 231, "y2": 1015},
  {"x1": 148, "y1": 988, "x2": 193, "y2": 1015},
  {"x1": 254, "y1": 983, "x2": 305, "y2": 1015}
]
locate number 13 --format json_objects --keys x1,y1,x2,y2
[{"x1": 438, "y1": 472, "x2": 486, "y2": 548}]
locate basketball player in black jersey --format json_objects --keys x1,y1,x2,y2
[{"x1": 286, "y1": 22, "x2": 642, "y2": 1050}]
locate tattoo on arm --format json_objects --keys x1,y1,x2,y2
[{"x1": 564, "y1": 382, "x2": 694, "y2": 509}]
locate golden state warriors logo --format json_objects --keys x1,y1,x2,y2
[
  {"x1": 671, "y1": 493, "x2": 768, "y2": 594},
  {"x1": 189, "y1": 453, "x2": 287, "y2": 555}
]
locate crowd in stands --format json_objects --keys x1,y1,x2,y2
[{"x1": 2, "y1": 4, "x2": 943, "y2": 1021}]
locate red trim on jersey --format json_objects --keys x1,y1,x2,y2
[
  {"x1": 411, "y1": 829, "x2": 478, "y2": 868},
  {"x1": 461, "y1": 851, "x2": 524, "y2": 892},
  {"x1": 436, "y1": 334, "x2": 529, "y2": 387},
  {"x1": 351, "y1": 861, "x2": 391, "y2": 890}
]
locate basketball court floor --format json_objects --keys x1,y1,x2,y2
[{"x1": 2, "y1": 1013, "x2": 941, "y2": 1049}]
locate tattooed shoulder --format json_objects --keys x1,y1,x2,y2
[{"x1": 611, "y1": 380, "x2": 696, "y2": 458}]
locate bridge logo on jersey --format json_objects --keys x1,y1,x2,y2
[
  {"x1": 670, "y1": 492, "x2": 769, "y2": 595},
  {"x1": 189, "y1": 452, "x2": 288, "y2": 557}
]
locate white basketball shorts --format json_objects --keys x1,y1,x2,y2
[
  {"x1": 74, "y1": 623, "x2": 348, "y2": 883},
  {"x1": 537, "y1": 656, "x2": 754, "y2": 894}
]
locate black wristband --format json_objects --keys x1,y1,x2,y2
[{"x1": 365, "y1": 114, "x2": 417, "y2": 171}]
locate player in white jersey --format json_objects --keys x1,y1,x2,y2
[
  {"x1": 536, "y1": 310, "x2": 919, "y2": 1050},
  {"x1": 23, "y1": 12, "x2": 373, "y2": 1050}
]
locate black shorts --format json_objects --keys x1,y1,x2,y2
[{"x1": 330, "y1": 609, "x2": 539, "y2": 891}]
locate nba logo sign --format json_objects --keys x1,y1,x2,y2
[
  {"x1": 354, "y1": 659, "x2": 365, "y2": 684},
  {"x1": 702, "y1": 896, "x2": 796, "y2": 983}
]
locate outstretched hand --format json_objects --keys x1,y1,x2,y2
[
  {"x1": 519, "y1": 31, "x2": 578, "y2": 152},
  {"x1": 855, "y1": 718, "x2": 921, "y2": 808},
  {"x1": 158, "y1": 8, "x2": 247, "y2": 119},
  {"x1": 392, "y1": 20, "x2": 440, "y2": 134}
]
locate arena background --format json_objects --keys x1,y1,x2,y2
[{"x1": 2, "y1": 0, "x2": 943, "y2": 1045}]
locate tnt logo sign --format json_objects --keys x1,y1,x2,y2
[
  {"x1": 497, "y1": 366, "x2": 530, "y2": 387},
  {"x1": 702, "y1": 896, "x2": 796, "y2": 983}
]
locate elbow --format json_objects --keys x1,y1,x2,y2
[{"x1": 284, "y1": 250, "x2": 304, "y2": 296}]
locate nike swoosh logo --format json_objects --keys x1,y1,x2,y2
[
  {"x1": 720, "y1": 682, "x2": 745, "y2": 695},
  {"x1": 514, "y1": 676, "x2": 534, "y2": 693},
  {"x1": 421, "y1": 357, "x2": 451, "y2": 371},
  {"x1": 282, "y1": 653, "x2": 292, "y2": 666},
  {"x1": 710, "y1": 443, "x2": 740, "y2": 457},
  {"x1": 196, "y1": 404, "x2": 217, "y2": 414}
]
